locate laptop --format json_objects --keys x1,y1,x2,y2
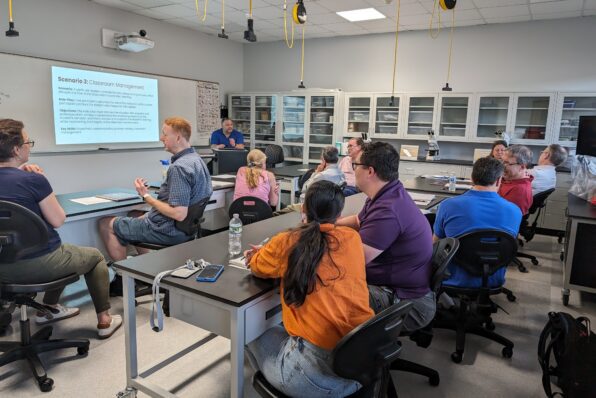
[{"x1": 95, "y1": 192, "x2": 140, "y2": 202}]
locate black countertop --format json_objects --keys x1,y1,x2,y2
[
  {"x1": 567, "y1": 193, "x2": 596, "y2": 220},
  {"x1": 401, "y1": 157, "x2": 474, "y2": 166}
]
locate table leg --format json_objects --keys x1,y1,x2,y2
[
  {"x1": 230, "y1": 308, "x2": 246, "y2": 398},
  {"x1": 289, "y1": 177, "x2": 298, "y2": 205},
  {"x1": 122, "y1": 273, "x2": 138, "y2": 385}
]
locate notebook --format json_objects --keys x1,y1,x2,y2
[{"x1": 95, "y1": 192, "x2": 140, "y2": 202}]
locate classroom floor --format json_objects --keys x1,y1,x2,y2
[{"x1": 1, "y1": 235, "x2": 595, "y2": 398}]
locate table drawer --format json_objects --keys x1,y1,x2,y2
[
  {"x1": 206, "y1": 189, "x2": 226, "y2": 211},
  {"x1": 244, "y1": 292, "x2": 282, "y2": 344}
]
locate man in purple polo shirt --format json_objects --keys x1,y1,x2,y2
[{"x1": 337, "y1": 142, "x2": 435, "y2": 332}]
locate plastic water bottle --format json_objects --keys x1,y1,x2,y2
[
  {"x1": 448, "y1": 173, "x2": 457, "y2": 192},
  {"x1": 160, "y1": 160, "x2": 170, "y2": 183},
  {"x1": 229, "y1": 214, "x2": 243, "y2": 256}
]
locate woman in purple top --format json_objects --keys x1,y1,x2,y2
[
  {"x1": 233, "y1": 149, "x2": 279, "y2": 207},
  {"x1": 337, "y1": 142, "x2": 435, "y2": 332}
]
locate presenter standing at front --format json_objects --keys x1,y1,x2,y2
[{"x1": 210, "y1": 118, "x2": 245, "y2": 149}]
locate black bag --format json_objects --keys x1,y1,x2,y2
[{"x1": 537, "y1": 312, "x2": 596, "y2": 398}]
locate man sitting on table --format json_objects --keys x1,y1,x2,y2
[
  {"x1": 336, "y1": 142, "x2": 435, "y2": 332},
  {"x1": 338, "y1": 137, "x2": 364, "y2": 196},
  {"x1": 301, "y1": 145, "x2": 345, "y2": 198},
  {"x1": 210, "y1": 118, "x2": 245, "y2": 149},
  {"x1": 499, "y1": 144, "x2": 534, "y2": 215},
  {"x1": 99, "y1": 117, "x2": 212, "y2": 263},
  {"x1": 433, "y1": 157, "x2": 522, "y2": 289},
  {"x1": 528, "y1": 144, "x2": 567, "y2": 196}
]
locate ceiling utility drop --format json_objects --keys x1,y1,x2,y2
[
  {"x1": 218, "y1": 0, "x2": 228, "y2": 39},
  {"x1": 293, "y1": 0, "x2": 307, "y2": 25},
  {"x1": 244, "y1": 0, "x2": 257, "y2": 42},
  {"x1": 194, "y1": 0, "x2": 208, "y2": 22},
  {"x1": 6, "y1": 0, "x2": 18, "y2": 37},
  {"x1": 429, "y1": 0, "x2": 457, "y2": 91},
  {"x1": 389, "y1": 0, "x2": 401, "y2": 106}
]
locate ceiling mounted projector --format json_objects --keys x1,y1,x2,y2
[{"x1": 101, "y1": 28, "x2": 154, "y2": 52}]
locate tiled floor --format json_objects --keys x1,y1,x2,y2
[{"x1": 1, "y1": 235, "x2": 594, "y2": 397}]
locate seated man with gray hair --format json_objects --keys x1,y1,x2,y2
[
  {"x1": 529, "y1": 144, "x2": 568, "y2": 196},
  {"x1": 498, "y1": 144, "x2": 534, "y2": 215},
  {"x1": 301, "y1": 145, "x2": 345, "y2": 198}
]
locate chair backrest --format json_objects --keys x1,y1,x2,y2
[
  {"x1": 264, "y1": 144, "x2": 284, "y2": 169},
  {"x1": 332, "y1": 301, "x2": 413, "y2": 387},
  {"x1": 454, "y1": 229, "x2": 517, "y2": 286},
  {"x1": 529, "y1": 187, "x2": 555, "y2": 215},
  {"x1": 430, "y1": 237, "x2": 460, "y2": 294},
  {"x1": 228, "y1": 196, "x2": 273, "y2": 225},
  {"x1": 175, "y1": 197, "x2": 210, "y2": 237},
  {"x1": 0, "y1": 200, "x2": 49, "y2": 263},
  {"x1": 297, "y1": 169, "x2": 315, "y2": 192}
]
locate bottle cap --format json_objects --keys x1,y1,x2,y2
[
  {"x1": 233, "y1": 213, "x2": 239, "y2": 218},
  {"x1": 160, "y1": 160, "x2": 170, "y2": 166}
]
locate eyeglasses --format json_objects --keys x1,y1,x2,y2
[
  {"x1": 351, "y1": 162, "x2": 368, "y2": 171},
  {"x1": 504, "y1": 161, "x2": 519, "y2": 167},
  {"x1": 23, "y1": 140, "x2": 35, "y2": 148}
]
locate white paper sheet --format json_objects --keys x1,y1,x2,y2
[
  {"x1": 212, "y1": 180, "x2": 234, "y2": 188},
  {"x1": 444, "y1": 183, "x2": 473, "y2": 190},
  {"x1": 214, "y1": 174, "x2": 236, "y2": 179},
  {"x1": 70, "y1": 196, "x2": 112, "y2": 205}
]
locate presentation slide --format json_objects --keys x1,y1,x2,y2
[{"x1": 51, "y1": 66, "x2": 159, "y2": 145}]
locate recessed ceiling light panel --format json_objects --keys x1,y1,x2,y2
[{"x1": 337, "y1": 8, "x2": 386, "y2": 22}]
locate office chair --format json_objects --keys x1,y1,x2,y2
[
  {"x1": 252, "y1": 301, "x2": 413, "y2": 398},
  {"x1": 388, "y1": 237, "x2": 459, "y2": 396},
  {"x1": 0, "y1": 201, "x2": 90, "y2": 392},
  {"x1": 433, "y1": 229, "x2": 517, "y2": 364},
  {"x1": 126, "y1": 197, "x2": 210, "y2": 314},
  {"x1": 513, "y1": 188, "x2": 555, "y2": 272},
  {"x1": 264, "y1": 144, "x2": 284, "y2": 169},
  {"x1": 228, "y1": 196, "x2": 273, "y2": 225}
]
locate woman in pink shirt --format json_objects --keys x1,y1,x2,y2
[{"x1": 234, "y1": 149, "x2": 279, "y2": 206}]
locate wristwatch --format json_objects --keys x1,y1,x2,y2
[{"x1": 142, "y1": 193, "x2": 151, "y2": 201}]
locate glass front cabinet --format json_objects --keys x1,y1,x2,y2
[
  {"x1": 471, "y1": 95, "x2": 513, "y2": 142},
  {"x1": 344, "y1": 95, "x2": 373, "y2": 138},
  {"x1": 553, "y1": 93, "x2": 596, "y2": 146},
  {"x1": 510, "y1": 94, "x2": 555, "y2": 145},
  {"x1": 372, "y1": 95, "x2": 403, "y2": 139},
  {"x1": 229, "y1": 95, "x2": 253, "y2": 146},
  {"x1": 404, "y1": 95, "x2": 438, "y2": 140},
  {"x1": 436, "y1": 94, "x2": 474, "y2": 141}
]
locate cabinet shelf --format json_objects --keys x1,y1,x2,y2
[
  {"x1": 310, "y1": 106, "x2": 335, "y2": 109},
  {"x1": 234, "y1": 119, "x2": 250, "y2": 122},
  {"x1": 409, "y1": 111, "x2": 433, "y2": 114},
  {"x1": 376, "y1": 121, "x2": 399, "y2": 124},
  {"x1": 562, "y1": 108, "x2": 596, "y2": 111},
  {"x1": 517, "y1": 107, "x2": 548, "y2": 110},
  {"x1": 479, "y1": 107, "x2": 508, "y2": 110},
  {"x1": 348, "y1": 120, "x2": 370, "y2": 123},
  {"x1": 255, "y1": 105, "x2": 273, "y2": 108},
  {"x1": 441, "y1": 123, "x2": 467, "y2": 126},
  {"x1": 310, "y1": 122, "x2": 333, "y2": 124},
  {"x1": 442, "y1": 106, "x2": 468, "y2": 109},
  {"x1": 478, "y1": 123, "x2": 507, "y2": 126},
  {"x1": 516, "y1": 124, "x2": 546, "y2": 127}
]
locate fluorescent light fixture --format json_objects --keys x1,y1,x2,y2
[{"x1": 337, "y1": 8, "x2": 386, "y2": 22}]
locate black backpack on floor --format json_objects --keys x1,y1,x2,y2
[{"x1": 538, "y1": 312, "x2": 596, "y2": 398}]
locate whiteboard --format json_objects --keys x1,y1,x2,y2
[{"x1": 0, "y1": 52, "x2": 217, "y2": 152}]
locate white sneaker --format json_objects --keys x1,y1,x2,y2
[
  {"x1": 97, "y1": 315, "x2": 123, "y2": 339},
  {"x1": 35, "y1": 304, "x2": 80, "y2": 325}
]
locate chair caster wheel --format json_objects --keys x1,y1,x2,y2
[
  {"x1": 502, "y1": 346, "x2": 513, "y2": 359},
  {"x1": 531, "y1": 259, "x2": 539, "y2": 265},
  {"x1": 429, "y1": 374, "x2": 440, "y2": 386},
  {"x1": 506, "y1": 293, "x2": 516, "y2": 302},
  {"x1": 77, "y1": 346, "x2": 89, "y2": 355},
  {"x1": 451, "y1": 351, "x2": 463, "y2": 363},
  {"x1": 485, "y1": 321, "x2": 496, "y2": 331},
  {"x1": 38, "y1": 377, "x2": 54, "y2": 392}
]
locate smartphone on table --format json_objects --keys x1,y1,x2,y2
[{"x1": 196, "y1": 264, "x2": 225, "y2": 282}]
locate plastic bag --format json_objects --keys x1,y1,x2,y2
[{"x1": 569, "y1": 155, "x2": 596, "y2": 201}]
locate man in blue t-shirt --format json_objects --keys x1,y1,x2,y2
[
  {"x1": 433, "y1": 157, "x2": 522, "y2": 288},
  {"x1": 210, "y1": 118, "x2": 245, "y2": 149}
]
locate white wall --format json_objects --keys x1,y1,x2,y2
[
  {"x1": 243, "y1": 16, "x2": 596, "y2": 93},
  {"x1": 0, "y1": 0, "x2": 242, "y2": 193}
]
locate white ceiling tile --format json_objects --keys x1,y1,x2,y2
[
  {"x1": 325, "y1": 22, "x2": 368, "y2": 33},
  {"x1": 449, "y1": 8, "x2": 483, "y2": 20},
  {"x1": 397, "y1": 13, "x2": 434, "y2": 25},
  {"x1": 250, "y1": 5, "x2": 284, "y2": 19},
  {"x1": 133, "y1": 8, "x2": 172, "y2": 19},
  {"x1": 125, "y1": 0, "x2": 174, "y2": 7},
  {"x1": 585, "y1": 0, "x2": 596, "y2": 9},
  {"x1": 375, "y1": 3, "x2": 428, "y2": 18},
  {"x1": 322, "y1": 0, "x2": 374, "y2": 13},
  {"x1": 473, "y1": 0, "x2": 527, "y2": 6},
  {"x1": 356, "y1": 18, "x2": 398, "y2": 30},
  {"x1": 94, "y1": 0, "x2": 141, "y2": 11},
  {"x1": 479, "y1": 5, "x2": 530, "y2": 19},
  {"x1": 533, "y1": 10, "x2": 582, "y2": 20},
  {"x1": 364, "y1": 0, "x2": 419, "y2": 7},
  {"x1": 305, "y1": 13, "x2": 347, "y2": 25},
  {"x1": 299, "y1": 2, "x2": 334, "y2": 15},
  {"x1": 530, "y1": 0, "x2": 583, "y2": 14},
  {"x1": 150, "y1": 4, "x2": 197, "y2": 17},
  {"x1": 583, "y1": 9, "x2": 596, "y2": 15},
  {"x1": 483, "y1": 15, "x2": 532, "y2": 24}
]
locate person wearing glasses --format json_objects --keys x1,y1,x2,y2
[
  {"x1": 338, "y1": 137, "x2": 364, "y2": 196},
  {"x1": 528, "y1": 144, "x2": 567, "y2": 196},
  {"x1": 337, "y1": 142, "x2": 434, "y2": 332},
  {"x1": 0, "y1": 119, "x2": 122, "y2": 339},
  {"x1": 498, "y1": 144, "x2": 534, "y2": 215},
  {"x1": 300, "y1": 145, "x2": 345, "y2": 199}
]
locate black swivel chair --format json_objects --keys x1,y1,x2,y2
[
  {"x1": 252, "y1": 301, "x2": 413, "y2": 398},
  {"x1": 513, "y1": 188, "x2": 556, "y2": 272},
  {"x1": 126, "y1": 197, "x2": 210, "y2": 313},
  {"x1": 388, "y1": 237, "x2": 459, "y2": 396},
  {"x1": 228, "y1": 196, "x2": 273, "y2": 225},
  {"x1": 433, "y1": 229, "x2": 517, "y2": 364},
  {"x1": 264, "y1": 144, "x2": 284, "y2": 169},
  {"x1": 0, "y1": 201, "x2": 90, "y2": 392}
]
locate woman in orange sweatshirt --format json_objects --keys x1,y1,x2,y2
[{"x1": 244, "y1": 180, "x2": 374, "y2": 397}]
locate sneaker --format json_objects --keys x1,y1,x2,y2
[
  {"x1": 35, "y1": 304, "x2": 80, "y2": 325},
  {"x1": 97, "y1": 315, "x2": 123, "y2": 339}
]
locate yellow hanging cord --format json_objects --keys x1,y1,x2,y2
[
  {"x1": 8, "y1": 0, "x2": 14, "y2": 22},
  {"x1": 300, "y1": 25, "x2": 305, "y2": 84},
  {"x1": 446, "y1": 7, "x2": 455, "y2": 84},
  {"x1": 390, "y1": 0, "x2": 401, "y2": 102},
  {"x1": 249, "y1": 0, "x2": 253, "y2": 18},
  {"x1": 429, "y1": 0, "x2": 441, "y2": 39},
  {"x1": 195, "y1": 0, "x2": 208, "y2": 22},
  {"x1": 283, "y1": 0, "x2": 295, "y2": 48},
  {"x1": 221, "y1": 0, "x2": 225, "y2": 30}
]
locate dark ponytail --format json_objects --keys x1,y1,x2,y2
[{"x1": 283, "y1": 181, "x2": 345, "y2": 307}]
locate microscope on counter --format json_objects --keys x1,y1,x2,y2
[
  {"x1": 494, "y1": 129, "x2": 511, "y2": 146},
  {"x1": 426, "y1": 130, "x2": 440, "y2": 161}
]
